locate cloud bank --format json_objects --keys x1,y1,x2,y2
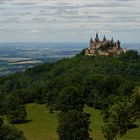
[{"x1": 0, "y1": 0, "x2": 140, "y2": 42}]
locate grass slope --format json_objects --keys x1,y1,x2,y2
[
  {"x1": 15, "y1": 104, "x2": 58, "y2": 140},
  {"x1": 15, "y1": 104, "x2": 140, "y2": 140}
]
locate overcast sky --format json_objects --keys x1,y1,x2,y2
[{"x1": 0, "y1": 0, "x2": 140, "y2": 42}]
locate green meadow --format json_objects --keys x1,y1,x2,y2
[{"x1": 15, "y1": 104, "x2": 140, "y2": 140}]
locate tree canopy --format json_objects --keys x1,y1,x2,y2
[{"x1": 0, "y1": 50, "x2": 140, "y2": 140}]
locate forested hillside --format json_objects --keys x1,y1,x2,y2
[
  {"x1": 0, "y1": 50, "x2": 140, "y2": 107},
  {"x1": 0, "y1": 50, "x2": 140, "y2": 140}
]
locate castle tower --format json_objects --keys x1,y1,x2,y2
[
  {"x1": 117, "y1": 40, "x2": 120, "y2": 48},
  {"x1": 90, "y1": 38, "x2": 93, "y2": 44},
  {"x1": 103, "y1": 35, "x2": 106, "y2": 41},
  {"x1": 115, "y1": 40, "x2": 121, "y2": 49},
  {"x1": 111, "y1": 37, "x2": 114, "y2": 43},
  {"x1": 95, "y1": 33, "x2": 99, "y2": 42},
  {"x1": 90, "y1": 37, "x2": 94, "y2": 49}
]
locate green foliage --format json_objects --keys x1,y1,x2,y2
[
  {"x1": 79, "y1": 49, "x2": 86, "y2": 56},
  {"x1": 102, "y1": 123, "x2": 118, "y2": 140},
  {"x1": 57, "y1": 86, "x2": 84, "y2": 112},
  {"x1": 0, "y1": 113, "x2": 26, "y2": 140},
  {"x1": 56, "y1": 85, "x2": 91, "y2": 140},
  {"x1": 0, "y1": 117, "x2": 3, "y2": 127},
  {"x1": 57, "y1": 110, "x2": 92, "y2": 140},
  {"x1": 0, "y1": 95, "x2": 5, "y2": 115},
  {"x1": 0, "y1": 50, "x2": 140, "y2": 110},
  {"x1": 0, "y1": 49, "x2": 140, "y2": 140},
  {"x1": 102, "y1": 102, "x2": 136, "y2": 140},
  {"x1": 119, "y1": 50, "x2": 138, "y2": 61},
  {"x1": 5, "y1": 95, "x2": 27, "y2": 124},
  {"x1": 0, "y1": 124, "x2": 26, "y2": 140},
  {"x1": 130, "y1": 87, "x2": 140, "y2": 117},
  {"x1": 102, "y1": 87, "x2": 140, "y2": 140}
]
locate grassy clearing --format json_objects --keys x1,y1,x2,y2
[
  {"x1": 15, "y1": 104, "x2": 58, "y2": 140},
  {"x1": 15, "y1": 104, "x2": 140, "y2": 140}
]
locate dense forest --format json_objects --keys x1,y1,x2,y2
[{"x1": 0, "y1": 49, "x2": 140, "y2": 140}]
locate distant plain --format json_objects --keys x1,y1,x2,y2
[{"x1": 0, "y1": 42, "x2": 139, "y2": 75}]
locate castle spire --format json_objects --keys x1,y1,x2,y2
[
  {"x1": 103, "y1": 35, "x2": 106, "y2": 41},
  {"x1": 96, "y1": 32, "x2": 98, "y2": 38},
  {"x1": 95, "y1": 32, "x2": 99, "y2": 42},
  {"x1": 111, "y1": 37, "x2": 114, "y2": 42},
  {"x1": 90, "y1": 37, "x2": 93, "y2": 43},
  {"x1": 115, "y1": 40, "x2": 121, "y2": 48},
  {"x1": 117, "y1": 40, "x2": 120, "y2": 47}
]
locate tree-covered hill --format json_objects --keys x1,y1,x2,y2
[
  {"x1": 0, "y1": 50, "x2": 140, "y2": 108},
  {"x1": 0, "y1": 49, "x2": 140, "y2": 140}
]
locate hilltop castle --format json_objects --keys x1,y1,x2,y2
[{"x1": 85, "y1": 33, "x2": 125, "y2": 56}]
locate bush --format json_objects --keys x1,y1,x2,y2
[
  {"x1": 5, "y1": 95, "x2": 27, "y2": 124},
  {"x1": 0, "y1": 125, "x2": 26, "y2": 140}
]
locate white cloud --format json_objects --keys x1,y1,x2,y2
[
  {"x1": 0, "y1": 0, "x2": 140, "y2": 42},
  {"x1": 28, "y1": 30, "x2": 40, "y2": 34}
]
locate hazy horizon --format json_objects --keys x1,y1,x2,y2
[{"x1": 0, "y1": 41, "x2": 140, "y2": 44}]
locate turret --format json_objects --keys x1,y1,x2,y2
[
  {"x1": 111, "y1": 37, "x2": 114, "y2": 43},
  {"x1": 95, "y1": 33, "x2": 99, "y2": 42},
  {"x1": 96, "y1": 33, "x2": 98, "y2": 38},
  {"x1": 103, "y1": 35, "x2": 106, "y2": 41},
  {"x1": 117, "y1": 40, "x2": 120, "y2": 47},
  {"x1": 90, "y1": 37, "x2": 94, "y2": 49},
  {"x1": 115, "y1": 40, "x2": 121, "y2": 49},
  {"x1": 90, "y1": 38, "x2": 93, "y2": 44}
]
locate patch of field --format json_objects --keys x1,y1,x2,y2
[
  {"x1": 0, "y1": 67, "x2": 7, "y2": 71},
  {"x1": 84, "y1": 107, "x2": 105, "y2": 140},
  {"x1": 0, "y1": 57, "x2": 33, "y2": 62},
  {"x1": 10, "y1": 60, "x2": 42, "y2": 65},
  {"x1": 15, "y1": 104, "x2": 140, "y2": 140}
]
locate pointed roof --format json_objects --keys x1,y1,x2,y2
[
  {"x1": 103, "y1": 35, "x2": 106, "y2": 41},
  {"x1": 95, "y1": 32, "x2": 99, "y2": 42},
  {"x1": 117, "y1": 40, "x2": 120, "y2": 43},
  {"x1": 90, "y1": 37, "x2": 93, "y2": 43},
  {"x1": 111, "y1": 37, "x2": 114, "y2": 42},
  {"x1": 117, "y1": 40, "x2": 120, "y2": 45},
  {"x1": 96, "y1": 32, "x2": 98, "y2": 38}
]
